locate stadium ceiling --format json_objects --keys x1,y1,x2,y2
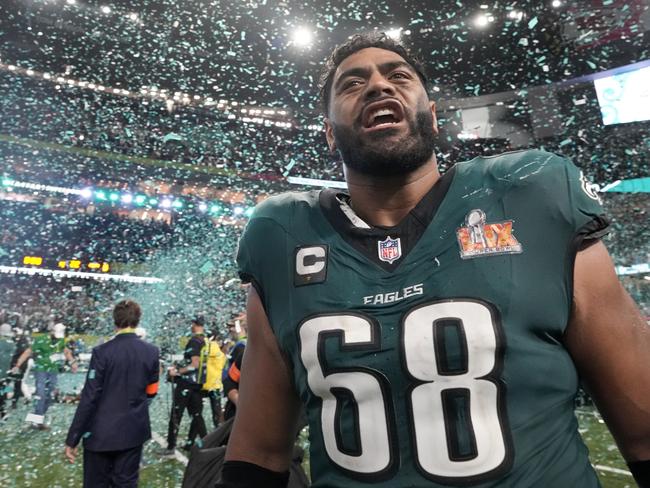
[{"x1": 1, "y1": 0, "x2": 649, "y2": 113}]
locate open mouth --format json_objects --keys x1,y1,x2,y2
[{"x1": 362, "y1": 100, "x2": 405, "y2": 130}]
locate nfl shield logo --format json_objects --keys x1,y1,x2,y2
[{"x1": 378, "y1": 236, "x2": 402, "y2": 264}]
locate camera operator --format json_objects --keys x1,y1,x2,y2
[{"x1": 163, "y1": 316, "x2": 208, "y2": 454}]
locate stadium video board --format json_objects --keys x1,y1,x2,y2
[{"x1": 594, "y1": 65, "x2": 650, "y2": 126}]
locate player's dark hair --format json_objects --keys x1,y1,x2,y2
[
  {"x1": 113, "y1": 300, "x2": 142, "y2": 329},
  {"x1": 319, "y1": 32, "x2": 429, "y2": 115}
]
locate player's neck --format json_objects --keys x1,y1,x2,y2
[{"x1": 344, "y1": 158, "x2": 441, "y2": 227}]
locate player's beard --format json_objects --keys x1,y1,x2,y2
[{"x1": 331, "y1": 109, "x2": 436, "y2": 178}]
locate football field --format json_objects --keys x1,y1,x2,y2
[{"x1": 0, "y1": 379, "x2": 636, "y2": 487}]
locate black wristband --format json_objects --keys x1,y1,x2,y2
[
  {"x1": 215, "y1": 460, "x2": 289, "y2": 488},
  {"x1": 628, "y1": 460, "x2": 650, "y2": 488}
]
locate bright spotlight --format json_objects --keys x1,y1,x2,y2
[
  {"x1": 474, "y1": 14, "x2": 490, "y2": 28},
  {"x1": 160, "y1": 199, "x2": 172, "y2": 209},
  {"x1": 198, "y1": 202, "x2": 208, "y2": 212},
  {"x1": 128, "y1": 12, "x2": 138, "y2": 21},
  {"x1": 121, "y1": 194, "x2": 133, "y2": 204},
  {"x1": 81, "y1": 188, "x2": 93, "y2": 199},
  {"x1": 101, "y1": 5, "x2": 111, "y2": 14},
  {"x1": 386, "y1": 28, "x2": 402, "y2": 40},
  {"x1": 233, "y1": 206, "x2": 244, "y2": 216},
  {"x1": 551, "y1": 0, "x2": 561, "y2": 6},
  {"x1": 66, "y1": 0, "x2": 76, "y2": 4},
  {"x1": 291, "y1": 27, "x2": 313, "y2": 48}
]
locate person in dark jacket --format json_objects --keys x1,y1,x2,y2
[{"x1": 64, "y1": 300, "x2": 160, "y2": 488}]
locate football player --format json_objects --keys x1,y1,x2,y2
[{"x1": 218, "y1": 33, "x2": 650, "y2": 488}]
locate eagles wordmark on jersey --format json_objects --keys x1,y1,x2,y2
[{"x1": 237, "y1": 150, "x2": 610, "y2": 488}]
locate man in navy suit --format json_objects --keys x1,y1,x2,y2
[{"x1": 64, "y1": 300, "x2": 160, "y2": 487}]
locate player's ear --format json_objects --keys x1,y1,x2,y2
[
  {"x1": 324, "y1": 118, "x2": 337, "y2": 153},
  {"x1": 429, "y1": 100, "x2": 439, "y2": 136}
]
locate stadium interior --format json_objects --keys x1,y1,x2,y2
[{"x1": 0, "y1": 0, "x2": 648, "y2": 486}]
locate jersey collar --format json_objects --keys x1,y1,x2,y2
[{"x1": 319, "y1": 165, "x2": 456, "y2": 271}]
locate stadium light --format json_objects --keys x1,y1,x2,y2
[
  {"x1": 233, "y1": 206, "x2": 244, "y2": 216},
  {"x1": 386, "y1": 28, "x2": 402, "y2": 40},
  {"x1": 121, "y1": 193, "x2": 133, "y2": 204},
  {"x1": 551, "y1": 0, "x2": 562, "y2": 7},
  {"x1": 66, "y1": 0, "x2": 76, "y2": 4},
  {"x1": 95, "y1": 190, "x2": 107, "y2": 201},
  {"x1": 80, "y1": 188, "x2": 93, "y2": 199},
  {"x1": 291, "y1": 27, "x2": 314, "y2": 48},
  {"x1": 134, "y1": 195, "x2": 146, "y2": 205},
  {"x1": 101, "y1": 5, "x2": 111, "y2": 14},
  {"x1": 0, "y1": 265, "x2": 162, "y2": 284},
  {"x1": 109, "y1": 192, "x2": 119, "y2": 202},
  {"x1": 160, "y1": 198, "x2": 172, "y2": 209},
  {"x1": 198, "y1": 202, "x2": 208, "y2": 212},
  {"x1": 474, "y1": 14, "x2": 490, "y2": 28}
]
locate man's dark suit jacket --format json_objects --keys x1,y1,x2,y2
[{"x1": 66, "y1": 332, "x2": 160, "y2": 451}]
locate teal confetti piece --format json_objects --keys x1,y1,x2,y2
[{"x1": 528, "y1": 17, "x2": 538, "y2": 29}]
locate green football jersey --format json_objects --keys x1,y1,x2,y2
[
  {"x1": 237, "y1": 150, "x2": 609, "y2": 488},
  {"x1": 31, "y1": 334, "x2": 66, "y2": 373}
]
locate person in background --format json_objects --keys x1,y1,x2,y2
[
  {"x1": 12, "y1": 322, "x2": 78, "y2": 429},
  {"x1": 222, "y1": 316, "x2": 247, "y2": 421},
  {"x1": 10, "y1": 326, "x2": 31, "y2": 408},
  {"x1": 64, "y1": 299, "x2": 160, "y2": 488},
  {"x1": 0, "y1": 323, "x2": 16, "y2": 420},
  {"x1": 164, "y1": 315, "x2": 208, "y2": 454},
  {"x1": 201, "y1": 329, "x2": 227, "y2": 429}
]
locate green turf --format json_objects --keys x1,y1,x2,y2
[
  {"x1": 577, "y1": 408, "x2": 636, "y2": 488},
  {"x1": 0, "y1": 381, "x2": 186, "y2": 488},
  {"x1": 0, "y1": 385, "x2": 637, "y2": 487}
]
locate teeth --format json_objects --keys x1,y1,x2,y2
[{"x1": 371, "y1": 108, "x2": 395, "y2": 122}]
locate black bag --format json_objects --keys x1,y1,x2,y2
[{"x1": 181, "y1": 418, "x2": 310, "y2": 488}]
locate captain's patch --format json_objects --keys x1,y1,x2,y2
[
  {"x1": 456, "y1": 209, "x2": 523, "y2": 259},
  {"x1": 294, "y1": 245, "x2": 328, "y2": 286}
]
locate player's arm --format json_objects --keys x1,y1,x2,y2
[
  {"x1": 65, "y1": 348, "x2": 105, "y2": 448},
  {"x1": 223, "y1": 357, "x2": 242, "y2": 405},
  {"x1": 565, "y1": 241, "x2": 650, "y2": 485},
  {"x1": 64, "y1": 347, "x2": 78, "y2": 372},
  {"x1": 12, "y1": 347, "x2": 32, "y2": 372},
  {"x1": 221, "y1": 286, "x2": 302, "y2": 488},
  {"x1": 146, "y1": 348, "x2": 160, "y2": 399}
]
